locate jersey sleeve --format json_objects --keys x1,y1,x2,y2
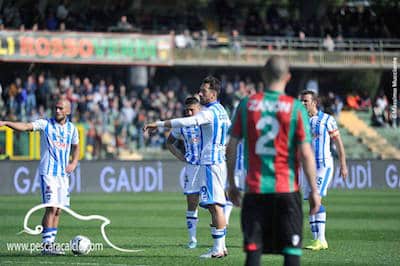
[
  {"x1": 170, "y1": 109, "x2": 213, "y2": 128},
  {"x1": 229, "y1": 99, "x2": 245, "y2": 138},
  {"x1": 170, "y1": 128, "x2": 182, "y2": 139},
  {"x1": 327, "y1": 116, "x2": 339, "y2": 137},
  {"x1": 71, "y1": 125, "x2": 79, "y2": 145},
  {"x1": 31, "y1": 119, "x2": 48, "y2": 131},
  {"x1": 296, "y1": 102, "x2": 311, "y2": 144}
]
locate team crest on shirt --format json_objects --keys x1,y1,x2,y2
[
  {"x1": 191, "y1": 137, "x2": 199, "y2": 143},
  {"x1": 55, "y1": 132, "x2": 70, "y2": 140},
  {"x1": 292, "y1": 234, "x2": 300, "y2": 246}
]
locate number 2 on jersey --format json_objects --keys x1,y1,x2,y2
[{"x1": 255, "y1": 116, "x2": 279, "y2": 155}]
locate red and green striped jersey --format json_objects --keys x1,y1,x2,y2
[{"x1": 230, "y1": 90, "x2": 311, "y2": 194}]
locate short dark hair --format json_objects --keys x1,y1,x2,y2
[
  {"x1": 202, "y1": 76, "x2": 221, "y2": 96},
  {"x1": 262, "y1": 55, "x2": 289, "y2": 84},
  {"x1": 300, "y1": 90, "x2": 318, "y2": 102},
  {"x1": 184, "y1": 96, "x2": 200, "y2": 106}
]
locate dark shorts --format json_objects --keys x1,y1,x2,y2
[{"x1": 241, "y1": 191, "x2": 303, "y2": 256}]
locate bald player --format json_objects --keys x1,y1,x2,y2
[{"x1": 0, "y1": 97, "x2": 80, "y2": 255}]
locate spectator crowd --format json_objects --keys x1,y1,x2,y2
[
  {"x1": 0, "y1": 71, "x2": 260, "y2": 159},
  {"x1": 1, "y1": 69, "x2": 397, "y2": 159},
  {"x1": 1, "y1": 1, "x2": 399, "y2": 42},
  {"x1": 1, "y1": 1, "x2": 398, "y2": 159}
]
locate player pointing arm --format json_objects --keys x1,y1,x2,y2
[
  {"x1": 145, "y1": 76, "x2": 231, "y2": 259},
  {"x1": 1, "y1": 98, "x2": 79, "y2": 255}
]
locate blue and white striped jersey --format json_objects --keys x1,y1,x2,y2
[
  {"x1": 32, "y1": 118, "x2": 79, "y2": 177},
  {"x1": 170, "y1": 101, "x2": 231, "y2": 165},
  {"x1": 235, "y1": 140, "x2": 244, "y2": 173},
  {"x1": 230, "y1": 105, "x2": 245, "y2": 173},
  {"x1": 171, "y1": 125, "x2": 201, "y2": 165},
  {"x1": 309, "y1": 110, "x2": 338, "y2": 168}
]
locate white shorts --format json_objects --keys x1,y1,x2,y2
[
  {"x1": 199, "y1": 162, "x2": 227, "y2": 208},
  {"x1": 183, "y1": 164, "x2": 201, "y2": 195},
  {"x1": 301, "y1": 158, "x2": 334, "y2": 199},
  {"x1": 225, "y1": 169, "x2": 246, "y2": 191},
  {"x1": 234, "y1": 169, "x2": 246, "y2": 191},
  {"x1": 41, "y1": 175, "x2": 70, "y2": 207}
]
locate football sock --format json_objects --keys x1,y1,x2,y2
[
  {"x1": 211, "y1": 227, "x2": 226, "y2": 252},
  {"x1": 223, "y1": 227, "x2": 227, "y2": 250},
  {"x1": 42, "y1": 227, "x2": 57, "y2": 244},
  {"x1": 316, "y1": 205, "x2": 326, "y2": 242},
  {"x1": 309, "y1": 215, "x2": 318, "y2": 240},
  {"x1": 51, "y1": 228, "x2": 58, "y2": 243},
  {"x1": 186, "y1": 210, "x2": 198, "y2": 242},
  {"x1": 224, "y1": 201, "x2": 233, "y2": 225}
]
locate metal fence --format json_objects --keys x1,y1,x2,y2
[
  {"x1": 175, "y1": 36, "x2": 400, "y2": 69},
  {"x1": 193, "y1": 36, "x2": 400, "y2": 52}
]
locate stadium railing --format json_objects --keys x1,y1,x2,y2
[
  {"x1": 175, "y1": 36, "x2": 399, "y2": 68},
  {"x1": 205, "y1": 36, "x2": 400, "y2": 51}
]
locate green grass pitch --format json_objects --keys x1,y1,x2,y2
[{"x1": 0, "y1": 190, "x2": 399, "y2": 265}]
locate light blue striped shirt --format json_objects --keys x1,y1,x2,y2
[
  {"x1": 309, "y1": 111, "x2": 338, "y2": 168},
  {"x1": 170, "y1": 101, "x2": 231, "y2": 165},
  {"x1": 171, "y1": 125, "x2": 201, "y2": 165},
  {"x1": 32, "y1": 118, "x2": 79, "y2": 177}
]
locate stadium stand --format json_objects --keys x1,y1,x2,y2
[
  {"x1": 356, "y1": 110, "x2": 400, "y2": 151},
  {"x1": 338, "y1": 126, "x2": 376, "y2": 159},
  {"x1": 0, "y1": 70, "x2": 258, "y2": 160},
  {"x1": 0, "y1": 1, "x2": 398, "y2": 160},
  {"x1": 1, "y1": 1, "x2": 399, "y2": 38},
  {"x1": 339, "y1": 111, "x2": 400, "y2": 159}
]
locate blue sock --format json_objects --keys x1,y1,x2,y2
[{"x1": 42, "y1": 227, "x2": 56, "y2": 244}]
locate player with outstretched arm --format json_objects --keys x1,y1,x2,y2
[
  {"x1": 0, "y1": 97, "x2": 79, "y2": 255},
  {"x1": 144, "y1": 76, "x2": 231, "y2": 259}
]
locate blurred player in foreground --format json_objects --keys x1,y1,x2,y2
[
  {"x1": 300, "y1": 90, "x2": 348, "y2": 251},
  {"x1": 166, "y1": 96, "x2": 202, "y2": 249},
  {"x1": 0, "y1": 98, "x2": 79, "y2": 255},
  {"x1": 227, "y1": 56, "x2": 320, "y2": 266}
]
